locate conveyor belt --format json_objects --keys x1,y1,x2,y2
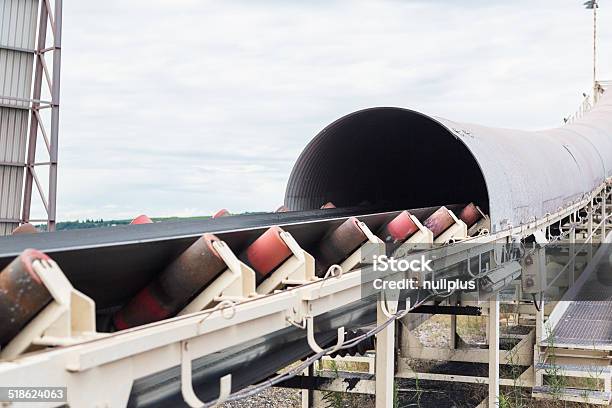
[{"x1": 0, "y1": 205, "x2": 447, "y2": 309}]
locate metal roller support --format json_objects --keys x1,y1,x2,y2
[
  {"x1": 458, "y1": 203, "x2": 483, "y2": 228},
  {"x1": 239, "y1": 226, "x2": 293, "y2": 280},
  {"x1": 310, "y1": 217, "x2": 368, "y2": 276},
  {"x1": 113, "y1": 234, "x2": 226, "y2": 330},
  {"x1": 131, "y1": 215, "x2": 153, "y2": 225},
  {"x1": 0, "y1": 249, "x2": 52, "y2": 346},
  {"x1": 11, "y1": 223, "x2": 38, "y2": 235},
  {"x1": 423, "y1": 206, "x2": 456, "y2": 238},
  {"x1": 377, "y1": 211, "x2": 419, "y2": 252}
]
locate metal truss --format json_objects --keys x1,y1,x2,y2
[{"x1": 20, "y1": 0, "x2": 63, "y2": 231}]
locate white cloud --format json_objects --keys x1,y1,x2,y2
[{"x1": 44, "y1": 0, "x2": 612, "y2": 220}]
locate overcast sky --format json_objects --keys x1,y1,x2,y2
[{"x1": 40, "y1": 0, "x2": 612, "y2": 221}]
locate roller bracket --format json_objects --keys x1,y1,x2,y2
[
  {"x1": 338, "y1": 221, "x2": 384, "y2": 272},
  {"x1": 1, "y1": 259, "x2": 98, "y2": 359},
  {"x1": 434, "y1": 208, "x2": 469, "y2": 244},
  {"x1": 179, "y1": 241, "x2": 257, "y2": 316},
  {"x1": 394, "y1": 214, "x2": 434, "y2": 256},
  {"x1": 256, "y1": 231, "x2": 318, "y2": 294}
]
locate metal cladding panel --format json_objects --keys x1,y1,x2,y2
[
  {"x1": 435, "y1": 94, "x2": 612, "y2": 230},
  {"x1": 285, "y1": 94, "x2": 612, "y2": 232},
  {"x1": 0, "y1": 0, "x2": 39, "y2": 50},
  {"x1": 0, "y1": 48, "x2": 33, "y2": 107},
  {"x1": 0, "y1": 107, "x2": 28, "y2": 233},
  {"x1": 0, "y1": 0, "x2": 39, "y2": 234}
]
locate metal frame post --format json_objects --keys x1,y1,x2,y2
[
  {"x1": 375, "y1": 301, "x2": 396, "y2": 408},
  {"x1": 588, "y1": 197, "x2": 594, "y2": 260},
  {"x1": 570, "y1": 212, "x2": 576, "y2": 285},
  {"x1": 603, "y1": 189, "x2": 607, "y2": 239},
  {"x1": 20, "y1": 0, "x2": 63, "y2": 232},
  {"x1": 488, "y1": 294, "x2": 500, "y2": 408},
  {"x1": 450, "y1": 294, "x2": 457, "y2": 350}
]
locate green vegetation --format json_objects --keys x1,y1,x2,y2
[{"x1": 36, "y1": 215, "x2": 214, "y2": 231}]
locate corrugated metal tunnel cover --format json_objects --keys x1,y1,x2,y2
[{"x1": 285, "y1": 96, "x2": 612, "y2": 232}]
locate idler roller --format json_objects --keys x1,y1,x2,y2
[
  {"x1": 378, "y1": 211, "x2": 418, "y2": 244},
  {"x1": 0, "y1": 249, "x2": 52, "y2": 346},
  {"x1": 311, "y1": 217, "x2": 367, "y2": 277},
  {"x1": 213, "y1": 209, "x2": 230, "y2": 218},
  {"x1": 423, "y1": 207, "x2": 455, "y2": 238},
  {"x1": 113, "y1": 234, "x2": 226, "y2": 330},
  {"x1": 131, "y1": 215, "x2": 153, "y2": 225},
  {"x1": 239, "y1": 226, "x2": 292, "y2": 280},
  {"x1": 458, "y1": 203, "x2": 482, "y2": 228},
  {"x1": 275, "y1": 205, "x2": 289, "y2": 213},
  {"x1": 11, "y1": 223, "x2": 38, "y2": 235}
]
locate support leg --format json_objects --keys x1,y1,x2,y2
[
  {"x1": 588, "y1": 198, "x2": 594, "y2": 261},
  {"x1": 488, "y1": 293, "x2": 499, "y2": 408},
  {"x1": 450, "y1": 295, "x2": 457, "y2": 349},
  {"x1": 570, "y1": 213, "x2": 576, "y2": 285},
  {"x1": 603, "y1": 190, "x2": 607, "y2": 239},
  {"x1": 376, "y1": 301, "x2": 396, "y2": 408}
]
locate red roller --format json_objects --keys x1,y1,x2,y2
[
  {"x1": 423, "y1": 207, "x2": 455, "y2": 238},
  {"x1": 459, "y1": 203, "x2": 482, "y2": 228},
  {"x1": 11, "y1": 223, "x2": 38, "y2": 235},
  {"x1": 0, "y1": 249, "x2": 52, "y2": 346},
  {"x1": 213, "y1": 209, "x2": 230, "y2": 218},
  {"x1": 113, "y1": 234, "x2": 226, "y2": 330},
  {"x1": 239, "y1": 227, "x2": 292, "y2": 278},
  {"x1": 311, "y1": 217, "x2": 367, "y2": 277},
  {"x1": 275, "y1": 205, "x2": 289, "y2": 213},
  {"x1": 321, "y1": 202, "x2": 336, "y2": 209},
  {"x1": 131, "y1": 215, "x2": 153, "y2": 225},
  {"x1": 378, "y1": 211, "x2": 418, "y2": 244}
]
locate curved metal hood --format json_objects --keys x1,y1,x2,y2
[{"x1": 285, "y1": 94, "x2": 612, "y2": 232}]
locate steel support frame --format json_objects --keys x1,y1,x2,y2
[{"x1": 21, "y1": 0, "x2": 63, "y2": 232}]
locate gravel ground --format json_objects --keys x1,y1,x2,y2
[{"x1": 222, "y1": 387, "x2": 301, "y2": 408}]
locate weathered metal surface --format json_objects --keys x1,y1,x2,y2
[
  {"x1": 11, "y1": 223, "x2": 37, "y2": 235},
  {"x1": 310, "y1": 217, "x2": 367, "y2": 276},
  {"x1": 377, "y1": 211, "x2": 418, "y2": 251},
  {"x1": 459, "y1": 203, "x2": 482, "y2": 228},
  {"x1": 423, "y1": 206, "x2": 454, "y2": 238},
  {"x1": 0, "y1": 0, "x2": 39, "y2": 236},
  {"x1": 0, "y1": 249, "x2": 51, "y2": 346},
  {"x1": 285, "y1": 94, "x2": 612, "y2": 232},
  {"x1": 239, "y1": 226, "x2": 292, "y2": 278},
  {"x1": 113, "y1": 233, "x2": 226, "y2": 330},
  {"x1": 212, "y1": 209, "x2": 229, "y2": 218},
  {"x1": 130, "y1": 215, "x2": 153, "y2": 225}
]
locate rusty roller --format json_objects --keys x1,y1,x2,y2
[
  {"x1": 378, "y1": 211, "x2": 418, "y2": 245},
  {"x1": 311, "y1": 217, "x2": 367, "y2": 277},
  {"x1": 423, "y1": 206, "x2": 455, "y2": 238},
  {"x1": 213, "y1": 209, "x2": 230, "y2": 218},
  {"x1": 130, "y1": 214, "x2": 153, "y2": 225},
  {"x1": 0, "y1": 249, "x2": 53, "y2": 346},
  {"x1": 113, "y1": 234, "x2": 227, "y2": 330},
  {"x1": 239, "y1": 227, "x2": 292, "y2": 281},
  {"x1": 275, "y1": 205, "x2": 289, "y2": 213},
  {"x1": 458, "y1": 203, "x2": 483, "y2": 228},
  {"x1": 11, "y1": 223, "x2": 38, "y2": 235}
]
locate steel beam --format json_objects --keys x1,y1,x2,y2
[{"x1": 488, "y1": 293, "x2": 500, "y2": 408}]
